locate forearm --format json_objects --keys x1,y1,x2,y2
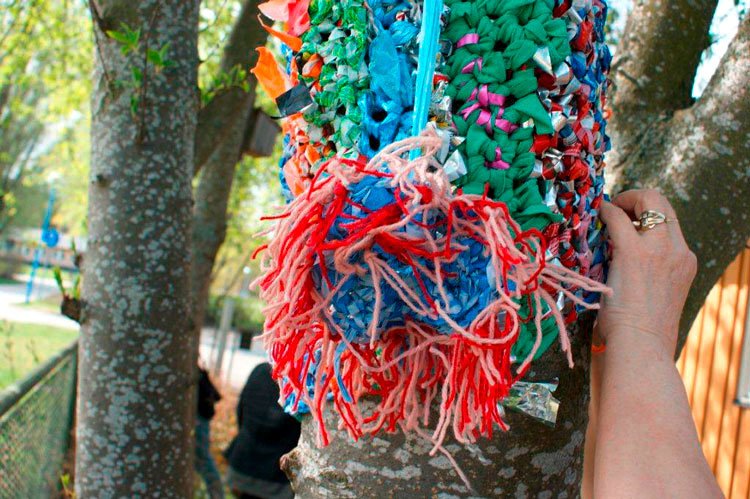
[
  {"x1": 582, "y1": 351, "x2": 604, "y2": 499},
  {"x1": 593, "y1": 329, "x2": 722, "y2": 499}
]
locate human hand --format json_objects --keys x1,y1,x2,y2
[{"x1": 597, "y1": 189, "x2": 697, "y2": 357}]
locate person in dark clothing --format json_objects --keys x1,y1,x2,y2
[
  {"x1": 225, "y1": 362, "x2": 301, "y2": 499},
  {"x1": 195, "y1": 367, "x2": 224, "y2": 499}
]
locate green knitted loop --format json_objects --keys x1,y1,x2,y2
[
  {"x1": 308, "y1": 0, "x2": 333, "y2": 24},
  {"x1": 440, "y1": 0, "x2": 576, "y2": 355},
  {"x1": 299, "y1": 0, "x2": 369, "y2": 152},
  {"x1": 443, "y1": 0, "x2": 570, "y2": 228}
]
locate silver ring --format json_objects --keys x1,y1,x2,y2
[{"x1": 632, "y1": 210, "x2": 677, "y2": 231}]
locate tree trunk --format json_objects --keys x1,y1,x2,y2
[
  {"x1": 610, "y1": 10, "x2": 750, "y2": 355},
  {"x1": 284, "y1": 320, "x2": 594, "y2": 498},
  {"x1": 190, "y1": 0, "x2": 265, "y2": 343},
  {"x1": 76, "y1": 1, "x2": 199, "y2": 496},
  {"x1": 283, "y1": 0, "x2": 750, "y2": 496},
  {"x1": 607, "y1": 0, "x2": 717, "y2": 161},
  {"x1": 191, "y1": 90, "x2": 254, "y2": 343}
]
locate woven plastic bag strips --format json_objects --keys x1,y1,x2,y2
[
  {"x1": 357, "y1": 2, "x2": 419, "y2": 157},
  {"x1": 437, "y1": 0, "x2": 611, "y2": 360},
  {"x1": 298, "y1": 0, "x2": 370, "y2": 155},
  {"x1": 252, "y1": 0, "x2": 613, "y2": 459}
]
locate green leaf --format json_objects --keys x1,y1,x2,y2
[
  {"x1": 53, "y1": 266, "x2": 65, "y2": 294},
  {"x1": 132, "y1": 66, "x2": 142, "y2": 84},
  {"x1": 147, "y1": 48, "x2": 162, "y2": 66},
  {"x1": 106, "y1": 30, "x2": 130, "y2": 44},
  {"x1": 121, "y1": 23, "x2": 141, "y2": 45},
  {"x1": 108, "y1": 24, "x2": 141, "y2": 56},
  {"x1": 130, "y1": 94, "x2": 139, "y2": 117},
  {"x1": 158, "y1": 42, "x2": 170, "y2": 60}
]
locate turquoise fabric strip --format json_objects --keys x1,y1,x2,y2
[{"x1": 410, "y1": 0, "x2": 444, "y2": 159}]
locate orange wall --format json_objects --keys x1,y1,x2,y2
[{"x1": 678, "y1": 248, "x2": 750, "y2": 498}]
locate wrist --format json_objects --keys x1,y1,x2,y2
[{"x1": 604, "y1": 325, "x2": 677, "y2": 363}]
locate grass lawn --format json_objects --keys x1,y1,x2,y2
[
  {"x1": 21, "y1": 293, "x2": 64, "y2": 314},
  {"x1": 0, "y1": 321, "x2": 79, "y2": 390}
]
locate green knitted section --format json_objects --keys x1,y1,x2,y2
[
  {"x1": 299, "y1": 0, "x2": 369, "y2": 152},
  {"x1": 443, "y1": 0, "x2": 568, "y2": 233},
  {"x1": 441, "y1": 0, "x2": 571, "y2": 360}
]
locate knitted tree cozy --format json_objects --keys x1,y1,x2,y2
[{"x1": 252, "y1": 0, "x2": 612, "y2": 456}]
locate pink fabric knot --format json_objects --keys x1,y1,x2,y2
[
  {"x1": 461, "y1": 57, "x2": 483, "y2": 74},
  {"x1": 487, "y1": 146, "x2": 511, "y2": 170},
  {"x1": 456, "y1": 33, "x2": 479, "y2": 48}
]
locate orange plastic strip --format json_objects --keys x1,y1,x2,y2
[
  {"x1": 259, "y1": 16, "x2": 302, "y2": 52},
  {"x1": 251, "y1": 47, "x2": 290, "y2": 100}
]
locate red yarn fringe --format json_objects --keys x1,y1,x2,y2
[{"x1": 254, "y1": 131, "x2": 611, "y2": 454}]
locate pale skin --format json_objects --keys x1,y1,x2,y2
[{"x1": 588, "y1": 189, "x2": 723, "y2": 498}]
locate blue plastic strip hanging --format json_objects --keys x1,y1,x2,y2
[{"x1": 410, "y1": 0, "x2": 443, "y2": 159}]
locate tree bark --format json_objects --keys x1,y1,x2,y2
[
  {"x1": 76, "y1": 1, "x2": 199, "y2": 496},
  {"x1": 190, "y1": 0, "x2": 265, "y2": 346},
  {"x1": 608, "y1": 0, "x2": 717, "y2": 166},
  {"x1": 284, "y1": 319, "x2": 594, "y2": 498},
  {"x1": 611, "y1": 14, "x2": 750, "y2": 355},
  {"x1": 193, "y1": 0, "x2": 266, "y2": 176}
]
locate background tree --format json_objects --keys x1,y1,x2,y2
[
  {"x1": 76, "y1": 0, "x2": 200, "y2": 495},
  {"x1": 281, "y1": 1, "x2": 750, "y2": 497},
  {"x1": 190, "y1": 0, "x2": 269, "y2": 346},
  {"x1": 59, "y1": 0, "x2": 750, "y2": 494},
  {"x1": 76, "y1": 0, "x2": 273, "y2": 494}
]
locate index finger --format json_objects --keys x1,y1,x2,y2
[{"x1": 599, "y1": 201, "x2": 638, "y2": 249}]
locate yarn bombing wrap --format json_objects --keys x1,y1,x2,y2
[{"x1": 252, "y1": 0, "x2": 613, "y2": 452}]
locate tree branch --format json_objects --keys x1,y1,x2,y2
[
  {"x1": 137, "y1": 1, "x2": 162, "y2": 144},
  {"x1": 609, "y1": 0, "x2": 718, "y2": 168},
  {"x1": 613, "y1": 16, "x2": 750, "y2": 355},
  {"x1": 88, "y1": 0, "x2": 115, "y2": 89},
  {"x1": 193, "y1": 0, "x2": 266, "y2": 176},
  {"x1": 190, "y1": 0, "x2": 267, "y2": 347}
]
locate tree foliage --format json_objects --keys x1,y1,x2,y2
[
  {"x1": 2, "y1": 0, "x2": 278, "y2": 241},
  {"x1": 0, "y1": 0, "x2": 92, "y2": 230}
]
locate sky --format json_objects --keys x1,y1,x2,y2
[{"x1": 608, "y1": 0, "x2": 747, "y2": 98}]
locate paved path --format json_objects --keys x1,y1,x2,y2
[
  {"x1": 199, "y1": 327, "x2": 267, "y2": 392},
  {"x1": 0, "y1": 276, "x2": 266, "y2": 391},
  {"x1": 0, "y1": 277, "x2": 80, "y2": 330},
  {"x1": 0, "y1": 276, "x2": 60, "y2": 303}
]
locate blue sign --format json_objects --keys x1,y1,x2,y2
[{"x1": 42, "y1": 228, "x2": 59, "y2": 248}]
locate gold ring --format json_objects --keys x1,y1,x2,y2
[{"x1": 632, "y1": 210, "x2": 677, "y2": 231}]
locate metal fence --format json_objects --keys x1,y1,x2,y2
[{"x1": 0, "y1": 341, "x2": 78, "y2": 498}]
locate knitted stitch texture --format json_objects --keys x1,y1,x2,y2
[{"x1": 252, "y1": 0, "x2": 612, "y2": 455}]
